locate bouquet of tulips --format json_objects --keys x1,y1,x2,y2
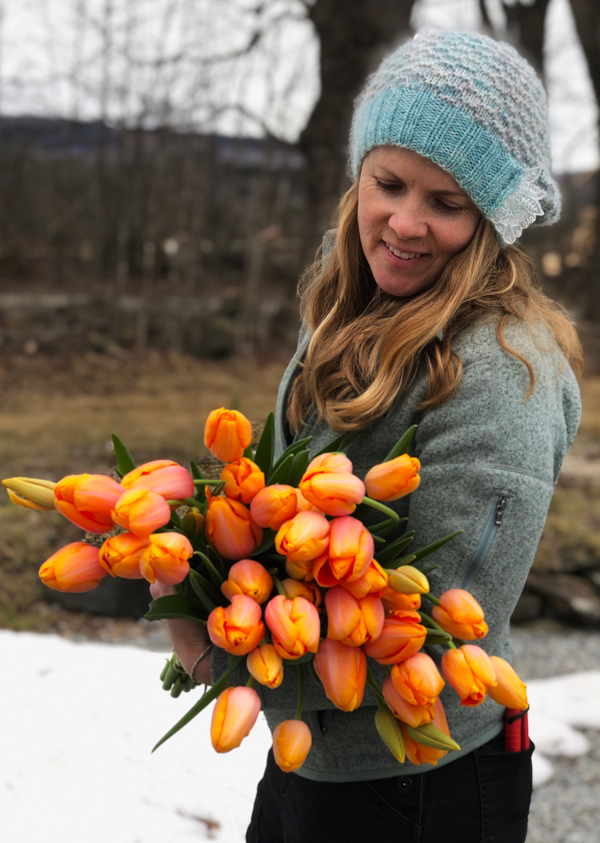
[{"x1": 4, "y1": 407, "x2": 528, "y2": 772}]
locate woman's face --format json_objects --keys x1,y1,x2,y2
[{"x1": 357, "y1": 147, "x2": 481, "y2": 298}]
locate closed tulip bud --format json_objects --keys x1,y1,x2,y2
[
  {"x1": 299, "y1": 453, "x2": 365, "y2": 517},
  {"x1": 375, "y1": 708, "x2": 406, "y2": 764},
  {"x1": 272, "y1": 720, "x2": 312, "y2": 772},
  {"x1": 390, "y1": 652, "x2": 445, "y2": 708},
  {"x1": 39, "y1": 542, "x2": 107, "y2": 593},
  {"x1": 121, "y1": 460, "x2": 194, "y2": 502},
  {"x1": 327, "y1": 516, "x2": 374, "y2": 582},
  {"x1": 275, "y1": 511, "x2": 330, "y2": 565},
  {"x1": 441, "y1": 645, "x2": 497, "y2": 707},
  {"x1": 325, "y1": 587, "x2": 384, "y2": 647},
  {"x1": 247, "y1": 644, "x2": 284, "y2": 689},
  {"x1": 140, "y1": 532, "x2": 193, "y2": 585},
  {"x1": 381, "y1": 587, "x2": 421, "y2": 613},
  {"x1": 55, "y1": 474, "x2": 123, "y2": 534},
  {"x1": 383, "y1": 675, "x2": 435, "y2": 728},
  {"x1": 364, "y1": 609, "x2": 427, "y2": 665},
  {"x1": 211, "y1": 686, "x2": 261, "y2": 753},
  {"x1": 285, "y1": 556, "x2": 317, "y2": 582},
  {"x1": 488, "y1": 657, "x2": 528, "y2": 710},
  {"x1": 204, "y1": 408, "x2": 253, "y2": 463},
  {"x1": 340, "y1": 560, "x2": 389, "y2": 600},
  {"x1": 112, "y1": 487, "x2": 171, "y2": 537},
  {"x1": 388, "y1": 566, "x2": 429, "y2": 595},
  {"x1": 221, "y1": 559, "x2": 273, "y2": 604},
  {"x1": 207, "y1": 594, "x2": 265, "y2": 656},
  {"x1": 99, "y1": 532, "x2": 149, "y2": 579},
  {"x1": 205, "y1": 495, "x2": 262, "y2": 561},
  {"x1": 365, "y1": 455, "x2": 421, "y2": 502},
  {"x1": 3, "y1": 476, "x2": 56, "y2": 510},
  {"x1": 402, "y1": 698, "x2": 450, "y2": 766},
  {"x1": 221, "y1": 458, "x2": 265, "y2": 504},
  {"x1": 280, "y1": 578, "x2": 323, "y2": 608},
  {"x1": 313, "y1": 638, "x2": 367, "y2": 712},
  {"x1": 265, "y1": 595, "x2": 320, "y2": 660},
  {"x1": 250, "y1": 485, "x2": 298, "y2": 530},
  {"x1": 296, "y1": 490, "x2": 321, "y2": 513},
  {"x1": 181, "y1": 508, "x2": 205, "y2": 536},
  {"x1": 432, "y1": 589, "x2": 488, "y2": 640}
]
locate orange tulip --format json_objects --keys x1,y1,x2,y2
[
  {"x1": 383, "y1": 674, "x2": 435, "y2": 728},
  {"x1": 328, "y1": 516, "x2": 374, "y2": 582},
  {"x1": 296, "y1": 490, "x2": 321, "y2": 513},
  {"x1": 390, "y1": 652, "x2": 445, "y2": 708},
  {"x1": 432, "y1": 589, "x2": 488, "y2": 640},
  {"x1": 205, "y1": 494, "x2": 262, "y2": 561},
  {"x1": 313, "y1": 638, "x2": 367, "y2": 712},
  {"x1": 98, "y1": 532, "x2": 149, "y2": 579},
  {"x1": 325, "y1": 587, "x2": 384, "y2": 647},
  {"x1": 441, "y1": 645, "x2": 497, "y2": 707},
  {"x1": 121, "y1": 460, "x2": 194, "y2": 502},
  {"x1": 488, "y1": 657, "x2": 528, "y2": 710},
  {"x1": 221, "y1": 559, "x2": 273, "y2": 604},
  {"x1": 264, "y1": 595, "x2": 320, "y2": 660},
  {"x1": 3, "y1": 476, "x2": 56, "y2": 510},
  {"x1": 54, "y1": 474, "x2": 123, "y2": 534},
  {"x1": 365, "y1": 455, "x2": 421, "y2": 502},
  {"x1": 381, "y1": 587, "x2": 421, "y2": 613},
  {"x1": 388, "y1": 565, "x2": 429, "y2": 595},
  {"x1": 339, "y1": 560, "x2": 389, "y2": 600},
  {"x1": 210, "y1": 686, "x2": 261, "y2": 753},
  {"x1": 272, "y1": 720, "x2": 312, "y2": 772},
  {"x1": 39, "y1": 542, "x2": 107, "y2": 593},
  {"x1": 207, "y1": 594, "x2": 265, "y2": 656},
  {"x1": 111, "y1": 487, "x2": 172, "y2": 537},
  {"x1": 280, "y1": 578, "x2": 323, "y2": 608},
  {"x1": 402, "y1": 698, "x2": 451, "y2": 766},
  {"x1": 250, "y1": 485, "x2": 298, "y2": 530},
  {"x1": 247, "y1": 643, "x2": 284, "y2": 689},
  {"x1": 285, "y1": 556, "x2": 317, "y2": 582},
  {"x1": 364, "y1": 609, "x2": 427, "y2": 665},
  {"x1": 298, "y1": 453, "x2": 365, "y2": 517},
  {"x1": 275, "y1": 511, "x2": 330, "y2": 568},
  {"x1": 204, "y1": 408, "x2": 253, "y2": 463},
  {"x1": 139, "y1": 532, "x2": 193, "y2": 585},
  {"x1": 221, "y1": 458, "x2": 265, "y2": 504}
]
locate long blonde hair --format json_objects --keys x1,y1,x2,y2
[{"x1": 287, "y1": 180, "x2": 582, "y2": 435}]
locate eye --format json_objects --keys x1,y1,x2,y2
[
  {"x1": 375, "y1": 178, "x2": 402, "y2": 192},
  {"x1": 435, "y1": 199, "x2": 463, "y2": 215}
]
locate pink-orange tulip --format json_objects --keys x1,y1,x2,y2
[
  {"x1": 3, "y1": 476, "x2": 56, "y2": 510},
  {"x1": 221, "y1": 559, "x2": 273, "y2": 605},
  {"x1": 280, "y1": 578, "x2": 323, "y2": 608},
  {"x1": 390, "y1": 652, "x2": 445, "y2": 708},
  {"x1": 121, "y1": 460, "x2": 194, "y2": 502},
  {"x1": 383, "y1": 674, "x2": 435, "y2": 728},
  {"x1": 313, "y1": 638, "x2": 367, "y2": 712},
  {"x1": 441, "y1": 645, "x2": 497, "y2": 707},
  {"x1": 250, "y1": 485, "x2": 298, "y2": 530},
  {"x1": 381, "y1": 587, "x2": 421, "y2": 613},
  {"x1": 402, "y1": 698, "x2": 451, "y2": 766},
  {"x1": 205, "y1": 494, "x2": 262, "y2": 561},
  {"x1": 247, "y1": 644, "x2": 284, "y2": 689},
  {"x1": 328, "y1": 516, "x2": 374, "y2": 582},
  {"x1": 285, "y1": 556, "x2": 317, "y2": 582},
  {"x1": 432, "y1": 589, "x2": 488, "y2": 640},
  {"x1": 210, "y1": 686, "x2": 261, "y2": 753},
  {"x1": 99, "y1": 532, "x2": 149, "y2": 579},
  {"x1": 39, "y1": 542, "x2": 107, "y2": 593},
  {"x1": 488, "y1": 657, "x2": 528, "y2": 710},
  {"x1": 364, "y1": 609, "x2": 427, "y2": 665},
  {"x1": 272, "y1": 720, "x2": 312, "y2": 772},
  {"x1": 265, "y1": 595, "x2": 320, "y2": 660},
  {"x1": 325, "y1": 587, "x2": 384, "y2": 647},
  {"x1": 207, "y1": 594, "x2": 265, "y2": 656},
  {"x1": 139, "y1": 532, "x2": 193, "y2": 585},
  {"x1": 295, "y1": 490, "x2": 321, "y2": 513},
  {"x1": 111, "y1": 487, "x2": 171, "y2": 537},
  {"x1": 204, "y1": 408, "x2": 253, "y2": 463},
  {"x1": 365, "y1": 455, "x2": 421, "y2": 502},
  {"x1": 340, "y1": 560, "x2": 389, "y2": 600},
  {"x1": 54, "y1": 474, "x2": 123, "y2": 534},
  {"x1": 275, "y1": 511, "x2": 330, "y2": 567},
  {"x1": 221, "y1": 458, "x2": 265, "y2": 504},
  {"x1": 298, "y1": 454, "x2": 365, "y2": 517}
]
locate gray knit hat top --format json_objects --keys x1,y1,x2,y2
[{"x1": 350, "y1": 30, "x2": 560, "y2": 244}]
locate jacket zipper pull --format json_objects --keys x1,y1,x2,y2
[{"x1": 495, "y1": 496, "x2": 507, "y2": 526}]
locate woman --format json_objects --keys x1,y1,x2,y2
[{"x1": 154, "y1": 30, "x2": 582, "y2": 843}]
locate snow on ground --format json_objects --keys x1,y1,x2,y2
[{"x1": 1, "y1": 630, "x2": 600, "y2": 842}]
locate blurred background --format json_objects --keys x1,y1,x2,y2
[{"x1": 0, "y1": 1, "x2": 599, "y2": 839}]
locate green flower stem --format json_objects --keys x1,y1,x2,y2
[
  {"x1": 361, "y1": 496, "x2": 400, "y2": 534},
  {"x1": 422, "y1": 592, "x2": 441, "y2": 607},
  {"x1": 246, "y1": 675, "x2": 255, "y2": 689},
  {"x1": 294, "y1": 665, "x2": 305, "y2": 721},
  {"x1": 167, "y1": 497, "x2": 205, "y2": 508},
  {"x1": 366, "y1": 667, "x2": 387, "y2": 710},
  {"x1": 418, "y1": 610, "x2": 447, "y2": 635},
  {"x1": 193, "y1": 479, "x2": 222, "y2": 486},
  {"x1": 273, "y1": 577, "x2": 287, "y2": 597}
]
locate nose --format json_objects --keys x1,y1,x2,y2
[{"x1": 388, "y1": 198, "x2": 428, "y2": 241}]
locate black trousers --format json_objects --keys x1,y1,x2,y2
[{"x1": 246, "y1": 732, "x2": 534, "y2": 843}]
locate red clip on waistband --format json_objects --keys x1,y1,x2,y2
[{"x1": 504, "y1": 707, "x2": 530, "y2": 752}]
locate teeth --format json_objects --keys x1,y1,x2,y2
[{"x1": 385, "y1": 243, "x2": 422, "y2": 260}]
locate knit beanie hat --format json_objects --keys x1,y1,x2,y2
[{"x1": 349, "y1": 30, "x2": 560, "y2": 245}]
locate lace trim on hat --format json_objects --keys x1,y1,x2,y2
[{"x1": 490, "y1": 167, "x2": 545, "y2": 245}]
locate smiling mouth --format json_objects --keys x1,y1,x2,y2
[{"x1": 384, "y1": 242, "x2": 426, "y2": 260}]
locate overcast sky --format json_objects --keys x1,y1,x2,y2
[{"x1": 0, "y1": 0, "x2": 597, "y2": 173}]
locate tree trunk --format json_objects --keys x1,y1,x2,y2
[{"x1": 501, "y1": 0, "x2": 551, "y2": 77}]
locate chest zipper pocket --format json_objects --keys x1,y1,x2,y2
[{"x1": 459, "y1": 495, "x2": 508, "y2": 591}]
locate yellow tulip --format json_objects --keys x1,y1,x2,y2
[
  {"x1": 2, "y1": 476, "x2": 56, "y2": 510},
  {"x1": 388, "y1": 565, "x2": 429, "y2": 595}
]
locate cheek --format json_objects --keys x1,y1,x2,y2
[{"x1": 438, "y1": 217, "x2": 479, "y2": 256}]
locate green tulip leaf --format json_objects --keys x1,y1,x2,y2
[
  {"x1": 268, "y1": 453, "x2": 294, "y2": 485},
  {"x1": 112, "y1": 434, "x2": 136, "y2": 478},
  {"x1": 287, "y1": 449, "x2": 310, "y2": 488},
  {"x1": 254, "y1": 413, "x2": 275, "y2": 480},
  {"x1": 383, "y1": 425, "x2": 417, "y2": 462},
  {"x1": 411, "y1": 530, "x2": 463, "y2": 563},
  {"x1": 145, "y1": 594, "x2": 206, "y2": 622}
]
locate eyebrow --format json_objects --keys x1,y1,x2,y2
[{"x1": 375, "y1": 167, "x2": 468, "y2": 199}]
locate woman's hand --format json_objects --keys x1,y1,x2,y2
[{"x1": 149, "y1": 582, "x2": 212, "y2": 687}]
